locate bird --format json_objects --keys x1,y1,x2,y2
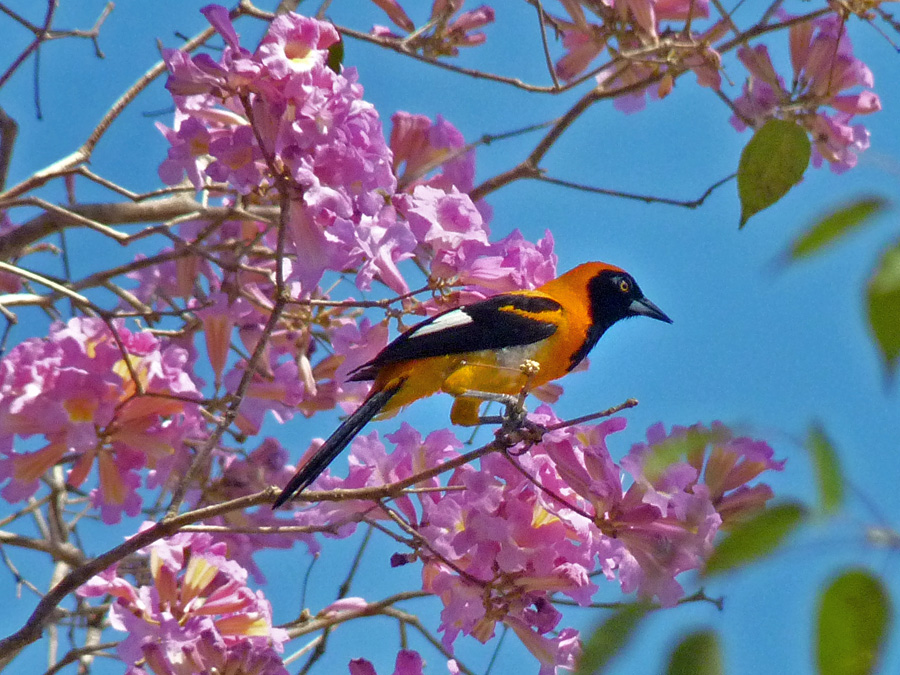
[{"x1": 273, "y1": 261, "x2": 672, "y2": 507}]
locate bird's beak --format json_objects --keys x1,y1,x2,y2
[{"x1": 629, "y1": 297, "x2": 673, "y2": 324}]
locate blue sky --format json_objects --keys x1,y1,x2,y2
[{"x1": 1, "y1": 1, "x2": 899, "y2": 673}]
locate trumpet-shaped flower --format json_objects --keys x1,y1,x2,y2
[
  {"x1": 0, "y1": 318, "x2": 203, "y2": 522},
  {"x1": 731, "y1": 14, "x2": 880, "y2": 172},
  {"x1": 79, "y1": 528, "x2": 287, "y2": 674}
]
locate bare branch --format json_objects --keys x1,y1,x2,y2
[
  {"x1": 0, "y1": 106, "x2": 17, "y2": 192},
  {"x1": 534, "y1": 0, "x2": 561, "y2": 89},
  {"x1": 533, "y1": 172, "x2": 737, "y2": 209},
  {"x1": 284, "y1": 590, "x2": 431, "y2": 637},
  {"x1": 0, "y1": 530, "x2": 84, "y2": 567},
  {"x1": 42, "y1": 642, "x2": 118, "y2": 675},
  {"x1": 0, "y1": 261, "x2": 91, "y2": 306},
  {"x1": 0, "y1": 195, "x2": 278, "y2": 261}
]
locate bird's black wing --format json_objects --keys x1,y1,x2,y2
[{"x1": 348, "y1": 294, "x2": 562, "y2": 381}]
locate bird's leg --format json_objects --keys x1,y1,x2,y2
[
  {"x1": 473, "y1": 359, "x2": 542, "y2": 424},
  {"x1": 452, "y1": 390, "x2": 522, "y2": 426},
  {"x1": 452, "y1": 360, "x2": 546, "y2": 448},
  {"x1": 514, "y1": 359, "x2": 540, "y2": 417},
  {"x1": 505, "y1": 359, "x2": 546, "y2": 449},
  {"x1": 446, "y1": 359, "x2": 546, "y2": 452}
]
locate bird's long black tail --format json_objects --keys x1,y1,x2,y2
[{"x1": 272, "y1": 382, "x2": 402, "y2": 508}]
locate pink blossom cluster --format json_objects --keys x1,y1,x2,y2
[
  {"x1": 157, "y1": 5, "x2": 545, "y2": 303},
  {"x1": 731, "y1": 13, "x2": 881, "y2": 172},
  {"x1": 149, "y1": 6, "x2": 559, "y2": 437},
  {"x1": 551, "y1": 2, "x2": 880, "y2": 172},
  {"x1": 552, "y1": 0, "x2": 720, "y2": 111},
  {"x1": 287, "y1": 409, "x2": 783, "y2": 672},
  {"x1": 369, "y1": 1, "x2": 496, "y2": 57},
  {"x1": 0, "y1": 4, "x2": 557, "y2": 527},
  {"x1": 160, "y1": 4, "x2": 397, "y2": 294},
  {"x1": 0, "y1": 317, "x2": 203, "y2": 523},
  {"x1": 79, "y1": 528, "x2": 288, "y2": 675}
]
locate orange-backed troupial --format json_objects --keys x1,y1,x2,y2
[{"x1": 274, "y1": 262, "x2": 671, "y2": 507}]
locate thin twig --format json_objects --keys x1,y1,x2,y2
[
  {"x1": 284, "y1": 590, "x2": 431, "y2": 637},
  {"x1": 42, "y1": 642, "x2": 117, "y2": 675},
  {"x1": 299, "y1": 526, "x2": 374, "y2": 673},
  {"x1": 534, "y1": 0, "x2": 561, "y2": 90},
  {"x1": 533, "y1": 172, "x2": 737, "y2": 208},
  {"x1": 0, "y1": 490, "x2": 273, "y2": 662},
  {"x1": 0, "y1": 262, "x2": 91, "y2": 306}
]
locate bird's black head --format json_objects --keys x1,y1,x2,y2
[{"x1": 588, "y1": 269, "x2": 673, "y2": 329}]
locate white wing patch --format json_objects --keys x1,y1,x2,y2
[{"x1": 409, "y1": 308, "x2": 474, "y2": 338}]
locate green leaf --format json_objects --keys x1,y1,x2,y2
[
  {"x1": 703, "y1": 501, "x2": 806, "y2": 576},
  {"x1": 666, "y1": 630, "x2": 724, "y2": 675},
  {"x1": 326, "y1": 37, "x2": 344, "y2": 74},
  {"x1": 806, "y1": 423, "x2": 844, "y2": 515},
  {"x1": 576, "y1": 604, "x2": 651, "y2": 675},
  {"x1": 788, "y1": 196, "x2": 888, "y2": 260},
  {"x1": 737, "y1": 119, "x2": 811, "y2": 228},
  {"x1": 867, "y1": 240, "x2": 900, "y2": 378},
  {"x1": 816, "y1": 569, "x2": 892, "y2": 675}
]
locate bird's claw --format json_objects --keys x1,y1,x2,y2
[
  {"x1": 501, "y1": 399, "x2": 528, "y2": 427},
  {"x1": 494, "y1": 408, "x2": 545, "y2": 450}
]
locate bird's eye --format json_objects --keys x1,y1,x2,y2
[{"x1": 618, "y1": 279, "x2": 630, "y2": 293}]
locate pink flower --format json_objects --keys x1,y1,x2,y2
[
  {"x1": 444, "y1": 5, "x2": 495, "y2": 51},
  {"x1": 401, "y1": 185, "x2": 490, "y2": 253},
  {"x1": 808, "y1": 111, "x2": 871, "y2": 174},
  {"x1": 350, "y1": 649, "x2": 425, "y2": 675},
  {"x1": 506, "y1": 618, "x2": 581, "y2": 675},
  {"x1": 127, "y1": 245, "x2": 217, "y2": 303},
  {"x1": 390, "y1": 2, "x2": 495, "y2": 57},
  {"x1": 330, "y1": 210, "x2": 417, "y2": 294},
  {"x1": 435, "y1": 229, "x2": 558, "y2": 294},
  {"x1": 686, "y1": 421, "x2": 785, "y2": 525},
  {"x1": 206, "y1": 124, "x2": 264, "y2": 194},
  {"x1": 201, "y1": 4, "x2": 243, "y2": 51},
  {"x1": 390, "y1": 112, "x2": 476, "y2": 194},
  {"x1": 331, "y1": 318, "x2": 391, "y2": 386},
  {"x1": 164, "y1": 48, "x2": 230, "y2": 97},
  {"x1": 194, "y1": 293, "x2": 251, "y2": 388},
  {"x1": 555, "y1": 24, "x2": 608, "y2": 81},
  {"x1": 284, "y1": 201, "x2": 334, "y2": 293},
  {"x1": 223, "y1": 351, "x2": 308, "y2": 435},
  {"x1": 731, "y1": 13, "x2": 880, "y2": 172},
  {"x1": 554, "y1": 0, "x2": 714, "y2": 98},
  {"x1": 156, "y1": 116, "x2": 213, "y2": 188},
  {"x1": 0, "y1": 318, "x2": 203, "y2": 522},
  {"x1": 256, "y1": 13, "x2": 339, "y2": 78},
  {"x1": 164, "y1": 13, "x2": 259, "y2": 99},
  {"x1": 369, "y1": 0, "x2": 414, "y2": 33},
  {"x1": 79, "y1": 528, "x2": 287, "y2": 673}
]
